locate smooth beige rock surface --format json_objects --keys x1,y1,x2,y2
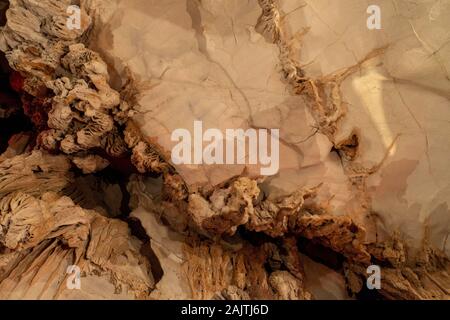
[{"x1": 89, "y1": 0, "x2": 450, "y2": 257}]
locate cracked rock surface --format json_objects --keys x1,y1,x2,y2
[{"x1": 0, "y1": 0, "x2": 448, "y2": 300}]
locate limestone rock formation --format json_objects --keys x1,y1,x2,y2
[
  {"x1": 0, "y1": 0, "x2": 448, "y2": 300},
  {"x1": 0, "y1": 153, "x2": 154, "y2": 299}
]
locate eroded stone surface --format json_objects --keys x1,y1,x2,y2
[
  {"x1": 0, "y1": 0, "x2": 449, "y2": 300},
  {"x1": 0, "y1": 191, "x2": 154, "y2": 299},
  {"x1": 88, "y1": 0, "x2": 450, "y2": 256}
]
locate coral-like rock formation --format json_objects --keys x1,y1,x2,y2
[
  {"x1": 0, "y1": 0, "x2": 449, "y2": 300},
  {"x1": 0, "y1": 154, "x2": 154, "y2": 299},
  {"x1": 0, "y1": 192, "x2": 154, "y2": 299}
]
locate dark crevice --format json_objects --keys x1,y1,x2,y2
[
  {"x1": 0, "y1": 52, "x2": 31, "y2": 154},
  {"x1": 0, "y1": 0, "x2": 8, "y2": 26},
  {"x1": 355, "y1": 284, "x2": 385, "y2": 300},
  {"x1": 125, "y1": 217, "x2": 164, "y2": 285},
  {"x1": 297, "y1": 237, "x2": 344, "y2": 271},
  {"x1": 92, "y1": 165, "x2": 132, "y2": 217},
  {"x1": 237, "y1": 225, "x2": 276, "y2": 247},
  {"x1": 336, "y1": 132, "x2": 360, "y2": 161}
]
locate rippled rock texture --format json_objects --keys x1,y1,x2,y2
[{"x1": 0, "y1": 0, "x2": 448, "y2": 300}]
